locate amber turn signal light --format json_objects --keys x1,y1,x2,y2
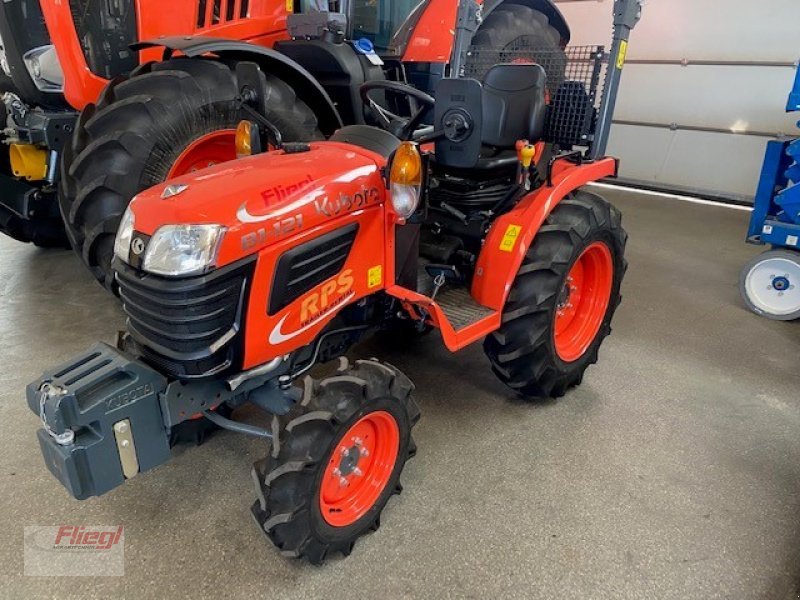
[
  {"x1": 390, "y1": 141, "x2": 422, "y2": 186},
  {"x1": 389, "y1": 142, "x2": 422, "y2": 219},
  {"x1": 235, "y1": 120, "x2": 262, "y2": 158}
]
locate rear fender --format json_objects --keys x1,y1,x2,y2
[
  {"x1": 133, "y1": 37, "x2": 343, "y2": 135},
  {"x1": 471, "y1": 157, "x2": 617, "y2": 310}
]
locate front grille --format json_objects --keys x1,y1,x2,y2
[
  {"x1": 196, "y1": 0, "x2": 250, "y2": 30},
  {"x1": 115, "y1": 258, "x2": 255, "y2": 379},
  {"x1": 269, "y1": 223, "x2": 359, "y2": 315}
]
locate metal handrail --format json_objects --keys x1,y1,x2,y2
[{"x1": 611, "y1": 119, "x2": 794, "y2": 140}]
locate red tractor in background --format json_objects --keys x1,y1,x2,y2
[
  {"x1": 27, "y1": 0, "x2": 642, "y2": 564},
  {"x1": 0, "y1": 0, "x2": 567, "y2": 290},
  {"x1": 0, "y1": 0, "x2": 295, "y2": 246}
]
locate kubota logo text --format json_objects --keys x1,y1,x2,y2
[{"x1": 315, "y1": 187, "x2": 379, "y2": 217}]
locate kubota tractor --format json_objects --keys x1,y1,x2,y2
[
  {"x1": 0, "y1": 0, "x2": 568, "y2": 292},
  {"x1": 27, "y1": 0, "x2": 642, "y2": 564}
]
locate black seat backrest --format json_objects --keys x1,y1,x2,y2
[{"x1": 481, "y1": 64, "x2": 547, "y2": 148}]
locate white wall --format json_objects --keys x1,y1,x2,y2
[{"x1": 555, "y1": 0, "x2": 800, "y2": 201}]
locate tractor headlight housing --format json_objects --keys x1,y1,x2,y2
[
  {"x1": 389, "y1": 141, "x2": 422, "y2": 219},
  {"x1": 22, "y1": 45, "x2": 64, "y2": 93},
  {"x1": 143, "y1": 224, "x2": 226, "y2": 277},
  {"x1": 113, "y1": 207, "x2": 135, "y2": 264}
]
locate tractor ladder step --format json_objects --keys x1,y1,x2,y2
[{"x1": 434, "y1": 286, "x2": 495, "y2": 332}]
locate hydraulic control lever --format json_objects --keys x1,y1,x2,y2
[{"x1": 515, "y1": 140, "x2": 537, "y2": 191}]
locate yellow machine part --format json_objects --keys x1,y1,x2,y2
[{"x1": 9, "y1": 143, "x2": 48, "y2": 181}]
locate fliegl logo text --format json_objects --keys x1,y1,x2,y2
[
  {"x1": 315, "y1": 186, "x2": 380, "y2": 217},
  {"x1": 261, "y1": 174, "x2": 314, "y2": 204},
  {"x1": 54, "y1": 526, "x2": 124, "y2": 550},
  {"x1": 24, "y1": 525, "x2": 125, "y2": 576}
]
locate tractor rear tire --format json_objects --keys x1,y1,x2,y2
[
  {"x1": 484, "y1": 190, "x2": 627, "y2": 399},
  {"x1": 468, "y1": 3, "x2": 566, "y2": 90},
  {"x1": 59, "y1": 57, "x2": 319, "y2": 292},
  {"x1": 251, "y1": 358, "x2": 420, "y2": 564}
]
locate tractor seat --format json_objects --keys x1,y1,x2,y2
[
  {"x1": 328, "y1": 125, "x2": 401, "y2": 158},
  {"x1": 434, "y1": 63, "x2": 548, "y2": 171},
  {"x1": 482, "y1": 63, "x2": 547, "y2": 149}
]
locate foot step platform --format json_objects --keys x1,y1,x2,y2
[{"x1": 435, "y1": 286, "x2": 495, "y2": 331}]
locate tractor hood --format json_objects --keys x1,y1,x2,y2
[{"x1": 127, "y1": 142, "x2": 388, "y2": 268}]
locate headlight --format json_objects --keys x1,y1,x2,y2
[
  {"x1": 389, "y1": 184, "x2": 421, "y2": 219},
  {"x1": 143, "y1": 224, "x2": 226, "y2": 277},
  {"x1": 113, "y1": 207, "x2": 135, "y2": 264},
  {"x1": 0, "y1": 36, "x2": 10, "y2": 78},
  {"x1": 22, "y1": 45, "x2": 64, "y2": 93}
]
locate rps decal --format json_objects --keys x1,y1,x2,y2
[
  {"x1": 269, "y1": 269, "x2": 355, "y2": 345},
  {"x1": 315, "y1": 186, "x2": 380, "y2": 218}
]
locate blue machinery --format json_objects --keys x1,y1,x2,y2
[{"x1": 740, "y1": 68, "x2": 800, "y2": 320}]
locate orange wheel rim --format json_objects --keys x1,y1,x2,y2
[
  {"x1": 167, "y1": 129, "x2": 237, "y2": 177},
  {"x1": 319, "y1": 411, "x2": 400, "y2": 527},
  {"x1": 554, "y1": 242, "x2": 614, "y2": 363}
]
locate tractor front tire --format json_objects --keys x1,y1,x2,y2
[
  {"x1": 251, "y1": 358, "x2": 419, "y2": 564},
  {"x1": 484, "y1": 190, "x2": 627, "y2": 399},
  {"x1": 60, "y1": 57, "x2": 319, "y2": 292}
]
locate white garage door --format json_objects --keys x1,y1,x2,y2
[{"x1": 555, "y1": 0, "x2": 800, "y2": 203}]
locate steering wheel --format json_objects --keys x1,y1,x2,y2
[{"x1": 360, "y1": 80, "x2": 435, "y2": 141}]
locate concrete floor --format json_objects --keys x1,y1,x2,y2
[{"x1": 2, "y1": 186, "x2": 799, "y2": 599}]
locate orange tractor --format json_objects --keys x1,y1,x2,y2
[
  {"x1": 27, "y1": 0, "x2": 642, "y2": 564},
  {"x1": 1, "y1": 0, "x2": 567, "y2": 287}
]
